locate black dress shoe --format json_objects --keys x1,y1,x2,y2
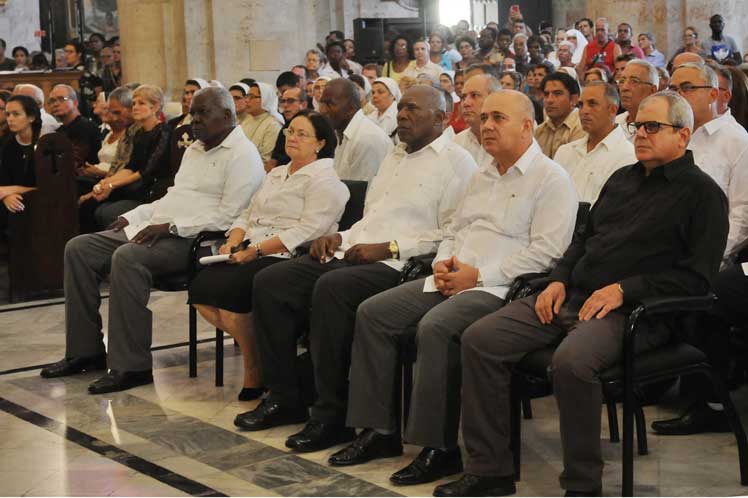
[
  {"x1": 328, "y1": 428, "x2": 402, "y2": 466},
  {"x1": 88, "y1": 370, "x2": 153, "y2": 394},
  {"x1": 233, "y1": 399, "x2": 308, "y2": 431},
  {"x1": 238, "y1": 387, "x2": 267, "y2": 401},
  {"x1": 564, "y1": 488, "x2": 602, "y2": 496},
  {"x1": 390, "y1": 447, "x2": 463, "y2": 485},
  {"x1": 40, "y1": 354, "x2": 107, "y2": 378},
  {"x1": 651, "y1": 402, "x2": 731, "y2": 435},
  {"x1": 433, "y1": 473, "x2": 516, "y2": 497},
  {"x1": 285, "y1": 419, "x2": 356, "y2": 452}
]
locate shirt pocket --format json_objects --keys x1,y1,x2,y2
[{"x1": 500, "y1": 192, "x2": 535, "y2": 237}]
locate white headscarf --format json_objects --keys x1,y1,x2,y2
[
  {"x1": 256, "y1": 81, "x2": 284, "y2": 124},
  {"x1": 188, "y1": 77, "x2": 209, "y2": 89},
  {"x1": 565, "y1": 29, "x2": 588, "y2": 65},
  {"x1": 230, "y1": 82, "x2": 250, "y2": 96},
  {"x1": 372, "y1": 77, "x2": 401, "y2": 101}
]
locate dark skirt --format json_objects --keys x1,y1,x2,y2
[{"x1": 188, "y1": 256, "x2": 284, "y2": 313}]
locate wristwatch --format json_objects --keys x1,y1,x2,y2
[
  {"x1": 255, "y1": 242, "x2": 263, "y2": 258},
  {"x1": 389, "y1": 240, "x2": 400, "y2": 259},
  {"x1": 617, "y1": 283, "x2": 624, "y2": 296},
  {"x1": 168, "y1": 224, "x2": 179, "y2": 236}
]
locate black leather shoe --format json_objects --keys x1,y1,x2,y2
[
  {"x1": 238, "y1": 387, "x2": 267, "y2": 401},
  {"x1": 651, "y1": 402, "x2": 731, "y2": 435},
  {"x1": 433, "y1": 474, "x2": 516, "y2": 497},
  {"x1": 233, "y1": 399, "x2": 308, "y2": 431},
  {"x1": 88, "y1": 370, "x2": 153, "y2": 394},
  {"x1": 564, "y1": 488, "x2": 602, "y2": 496},
  {"x1": 285, "y1": 419, "x2": 356, "y2": 452},
  {"x1": 328, "y1": 428, "x2": 402, "y2": 466},
  {"x1": 390, "y1": 447, "x2": 463, "y2": 485},
  {"x1": 40, "y1": 354, "x2": 107, "y2": 378}
]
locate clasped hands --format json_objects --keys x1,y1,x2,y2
[
  {"x1": 309, "y1": 234, "x2": 392, "y2": 265},
  {"x1": 433, "y1": 256, "x2": 480, "y2": 296},
  {"x1": 534, "y1": 281, "x2": 624, "y2": 324}
]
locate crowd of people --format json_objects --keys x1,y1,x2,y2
[{"x1": 0, "y1": 10, "x2": 747, "y2": 497}]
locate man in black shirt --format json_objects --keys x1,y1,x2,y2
[
  {"x1": 434, "y1": 91, "x2": 729, "y2": 497},
  {"x1": 266, "y1": 87, "x2": 307, "y2": 170},
  {"x1": 49, "y1": 84, "x2": 102, "y2": 176},
  {"x1": 63, "y1": 40, "x2": 103, "y2": 118}
]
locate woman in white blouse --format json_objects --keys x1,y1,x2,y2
[
  {"x1": 86, "y1": 87, "x2": 134, "y2": 178},
  {"x1": 367, "y1": 77, "x2": 400, "y2": 140},
  {"x1": 188, "y1": 109, "x2": 350, "y2": 401},
  {"x1": 239, "y1": 81, "x2": 284, "y2": 164}
]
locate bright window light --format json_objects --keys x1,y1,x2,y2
[{"x1": 439, "y1": 0, "x2": 471, "y2": 28}]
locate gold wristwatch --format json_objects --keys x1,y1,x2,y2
[{"x1": 389, "y1": 240, "x2": 400, "y2": 259}]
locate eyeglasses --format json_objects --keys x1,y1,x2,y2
[
  {"x1": 616, "y1": 77, "x2": 653, "y2": 87},
  {"x1": 48, "y1": 96, "x2": 72, "y2": 105},
  {"x1": 667, "y1": 83, "x2": 713, "y2": 94},
  {"x1": 283, "y1": 127, "x2": 314, "y2": 139},
  {"x1": 627, "y1": 121, "x2": 683, "y2": 134},
  {"x1": 279, "y1": 98, "x2": 301, "y2": 105}
]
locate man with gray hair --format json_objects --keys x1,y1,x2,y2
[
  {"x1": 650, "y1": 62, "x2": 748, "y2": 436},
  {"x1": 437, "y1": 90, "x2": 728, "y2": 496},
  {"x1": 13, "y1": 83, "x2": 60, "y2": 135},
  {"x1": 615, "y1": 59, "x2": 660, "y2": 140},
  {"x1": 554, "y1": 81, "x2": 636, "y2": 203},
  {"x1": 48, "y1": 83, "x2": 101, "y2": 171},
  {"x1": 40, "y1": 86, "x2": 265, "y2": 394},
  {"x1": 335, "y1": 89, "x2": 577, "y2": 487},
  {"x1": 638, "y1": 32, "x2": 665, "y2": 68},
  {"x1": 454, "y1": 73, "x2": 500, "y2": 165}
]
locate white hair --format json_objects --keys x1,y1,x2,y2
[
  {"x1": 675, "y1": 62, "x2": 719, "y2": 89},
  {"x1": 559, "y1": 40, "x2": 575, "y2": 50},
  {"x1": 194, "y1": 86, "x2": 237, "y2": 125},
  {"x1": 13, "y1": 84, "x2": 44, "y2": 107},
  {"x1": 596, "y1": 17, "x2": 609, "y2": 30},
  {"x1": 626, "y1": 59, "x2": 660, "y2": 88},
  {"x1": 640, "y1": 90, "x2": 695, "y2": 132},
  {"x1": 513, "y1": 33, "x2": 528, "y2": 44}
]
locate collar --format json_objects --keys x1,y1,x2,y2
[
  {"x1": 487, "y1": 139, "x2": 541, "y2": 176},
  {"x1": 393, "y1": 129, "x2": 452, "y2": 157},
  {"x1": 577, "y1": 124, "x2": 626, "y2": 153},
  {"x1": 633, "y1": 150, "x2": 695, "y2": 181},
  {"x1": 195, "y1": 125, "x2": 245, "y2": 152},
  {"x1": 459, "y1": 127, "x2": 480, "y2": 146},
  {"x1": 272, "y1": 157, "x2": 335, "y2": 178},
  {"x1": 342, "y1": 109, "x2": 366, "y2": 141},
  {"x1": 701, "y1": 111, "x2": 731, "y2": 136},
  {"x1": 543, "y1": 108, "x2": 579, "y2": 132}
]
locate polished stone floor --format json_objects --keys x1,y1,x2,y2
[{"x1": 1, "y1": 291, "x2": 748, "y2": 496}]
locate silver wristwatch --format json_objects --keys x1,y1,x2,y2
[{"x1": 168, "y1": 224, "x2": 179, "y2": 236}]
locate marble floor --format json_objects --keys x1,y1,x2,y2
[{"x1": 1, "y1": 291, "x2": 748, "y2": 497}]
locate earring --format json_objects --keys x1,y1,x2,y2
[{"x1": 315, "y1": 149, "x2": 320, "y2": 153}]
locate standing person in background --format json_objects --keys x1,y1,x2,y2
[
  {"x1": 638, "y1": 33, "x2": 665, "y2": 68},
  {"x1": 305, "y1": 49, "x2": 326, "y2": 80},
  {"x1": 454, "y1": 37, "x2": 476, "y2": 71},
  {"x1": 616, "y1": 23, "x2": 645, "y2": 59},
  {"x1": 701, "y1": 14, "x2": 742, "y2": 64},
  {"x1": 577, "y1": 18, "x2": 621, "y2": 81},
  {"x1": 63, "y1": 40, "x2": 103, "y2": 118},
  {"x1": 0, "y1": 39, "x2": 16, "y2": 71},
  {"x1": 383, "y1": 35, "x2": 415, "y2": 83},
  {"x1": 667, "y1": 26, "x2": 707, "y2": 71}
]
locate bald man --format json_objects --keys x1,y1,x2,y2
[
  {"x1": 437, "y1": 92, "x2": 728, "y2": 496},
  {"x1": 333, "y1": 90, "x2": 578, "y2": 484},
  {"x1": 671, "y1": 51, "x2": 704, "y2": 69},
  {"x1": 13, "y1": 84, "x2": 60, "y2": 135},
  {"x1": 242, "y1": 86, "x2": 477, "y2": 449}
]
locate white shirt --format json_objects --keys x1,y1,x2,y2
[
  {"x1": 229, "y1": 158, "x2": 349, "y2": 256},
  {"x1": 615, "y1": 111, "x2": 635, "y2": 142},
  {"x1": 688, "y1": 111, "x2": 748, "y2": 255},
  {"x1": 334, "y1": 109, "x2": 393, "y2": 182},
  {"x1": 454, "y1": 128, "x2": 492, "y2": 167},
  {"x1": 367, "y1": 101, "x2": 398, "y2": 139},
  {"x1": 95, "y1": 130, "x2": 122, "y2": 172},
  {"x1": 41, "y1": 110, "x2": 60, "y2": 136},
  {"x1": 337, "y1": 131, "x2": 478, "y2": 271},
  {"x1": 425, "y1": 140, "x2": 578, "y2": 299},
  {"x1": 403, "y1": 60, "x2": 443, "y2": 83},
  {"x1": 123, "y1": 126, "x2": 265, "y2": 239},
  {"x1": 553, "y1": 125, "x2": 636, "y2": 204}
]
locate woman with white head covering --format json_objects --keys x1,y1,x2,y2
[
  {"x1": 168, "y1": 77, "x2": 209, "y2": 129},
  {"x1": 240, "y1": 81, "x2": 284, "y2": 163},
  {"x1": 367, "y1": 77, "x2": 400, "y2": 140},
  {"x1": 564, "y1": 28, "x2": 588, "y2": 65}
]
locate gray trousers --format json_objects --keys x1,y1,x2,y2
[
  {"x1": 64, "y1": 230, "x2": 193, "y2": 371},
  {"x1": 461, "y1": 293, "x2": 670, "y2": 491},
  {"x1": 346, "y1": 278, "x2": 503, "y2": 449}
]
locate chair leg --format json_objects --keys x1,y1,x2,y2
[
  {"x1": 634, "y1": 403, "x2": 648, "y2": 456},
  {"x1": 606, "y1": 396, "x2": 620, "y2": 443},
  {"x1": 707, "y1": 369, "x2": 748, "y2": 485},
  {"x1": 215, "y1": 328, "x2": 224, "y2": 387},
  {"x1": 510, "y1": 378, "x2": 522, "y2": 481},
  {"x1": 521, "y1": 396, "x2": 533, "y2": 420},
  {"x1": 188, "y1": 305, "x2": 197, "y2": 378}
]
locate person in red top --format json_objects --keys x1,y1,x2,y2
[
  {"x1": 577, "y1": 18, "x2": 621, "y2": 80},
  {"x1": 616, "y1": 23, "x2": 645, "y2": 59}
]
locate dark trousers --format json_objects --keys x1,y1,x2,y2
[
  {"x1": 460, "y1": 293, "x2": 669, "y2": 491},
  {"x1": 252, "y1": 255, "x2": 400, "y2": 422}
]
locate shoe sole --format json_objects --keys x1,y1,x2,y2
[
  {"x1": 40, "y1": 364, "x2": 107, "y2": 379},
  {"x1": 329, "y1": 447, "x2": 404, "y2": 467},
  {"x1": 88, "y1": 378, "x2": 153, "y2": 394}
]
